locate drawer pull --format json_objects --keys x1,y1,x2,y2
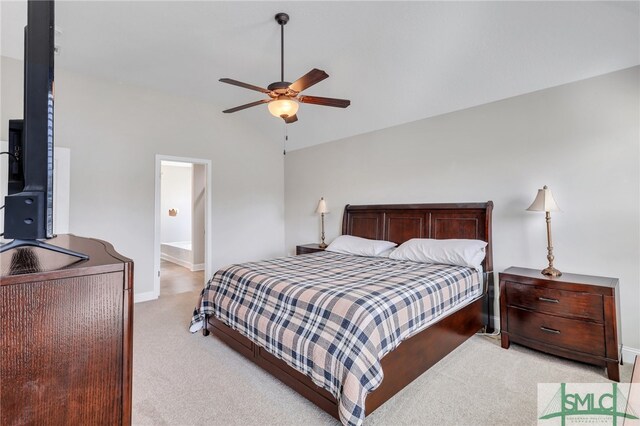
[
  {"x1": 538, "y1": 297, "x2": 559, "y2": 303},
  {"x1": 540, "y1": 326, "x2": 561, "y2": 334}
]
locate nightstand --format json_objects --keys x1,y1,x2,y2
[
  {"x1": 499, "y1": 267, "x2": 621, "y2": 381},
  {"x1": 296, "y1": 244, "x2": 326, "y2": 255}
]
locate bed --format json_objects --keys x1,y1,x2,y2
[{"x1": 191, "y1": 202, "x2": 494, "y2": 425}]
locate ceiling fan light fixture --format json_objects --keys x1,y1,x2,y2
[{"x1": 268, "y1": 96, "x2": 299, "y2": 118}]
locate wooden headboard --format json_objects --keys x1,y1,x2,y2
[{"x1": 342, "y1": 202, "x2": 494, "y2": 273}]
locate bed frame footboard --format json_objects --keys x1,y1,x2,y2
[{"x1": 205, "y1": 296, "x2": 483, "y2": 419}]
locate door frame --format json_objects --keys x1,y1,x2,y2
[{"x1": 152, "y1": 154, "x2": 212, "y2": 300}]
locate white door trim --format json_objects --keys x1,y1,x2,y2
[{"x1": 152, "y1": 154, "x2": 213, "y2": 301}]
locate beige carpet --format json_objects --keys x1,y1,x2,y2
[{"x1": 133, "y1": 290, "x2": 631, "y2": 425}]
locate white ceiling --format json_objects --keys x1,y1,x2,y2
[{"x1": 2, "y1": 1, "x2": 639, "y2": 151}]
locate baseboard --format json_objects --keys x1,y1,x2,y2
[
  {"x1": 484, "y1": 315, "x2": 501, "y2": 332},
  {"x1": 161, "y1": 253, "x2": 195, "y2": 270},
  {"x1": 134, "y1": 290, "x2": 158, "y2": 303},
  {"x1": 191, "y1": 263, "x2": 205, "y2": 272},
  {"x1": 622, "y1": 346, "x2": 640, "y2": 364}
]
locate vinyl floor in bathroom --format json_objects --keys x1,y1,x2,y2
[{"x1": 160, "y1": 260, "x2": 205, "y2": 297}]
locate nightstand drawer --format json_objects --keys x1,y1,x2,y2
[
  {"x1": 296, "y1": 244, "x2": 326, "y2": 255},
  {"x1": 505, "y1": 281, "x2": 603, "y2": 322},
  {"x1": 507, "y1": 307, "x2": 605, "y2": 356}
]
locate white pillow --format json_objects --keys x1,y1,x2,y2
[
  {"x1": 376, "y1": 247, "x2": 397, "y2": 258},
  {"x1": 389, "y1": 238, "x2": 487, "y2": 269},
  {"x1": 326, "y1": 235, "x2": 397, "y2": 257}
]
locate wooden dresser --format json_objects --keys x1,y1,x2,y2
[
  {"x1": 0, "y1": 235, "x2": 133, "y2": 425},
  {"x1": 499, "y1": 267, "x2": 621, "y2": 381}
]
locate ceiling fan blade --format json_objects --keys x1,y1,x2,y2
[
  {"x1": 219, "y1": 78, "x2": 270, "y2": 94},
  {"x1": 283, "y1": 114, "x2": 298, "y2": 124},
  {"x1": 289, "y1": 69, "x2": 329, "y2": 93},
  {"x1": 222, "y1": 99, "x2": 270, "y2": 113},
  {"x1": 298, "y1": 95, "x2": 351, "y2": 108}
]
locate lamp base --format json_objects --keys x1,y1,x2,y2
[
  {"x1": 318, "y1": 243, "x2": 328, "y2": 249},
  {"x1": 541, "y1": 266, "x2": 562, "y2": 277}
]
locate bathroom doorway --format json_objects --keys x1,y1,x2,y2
[{"x1": 153, "y1": 155, "x2": 212, "y2": 299}]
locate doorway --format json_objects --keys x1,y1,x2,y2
[{"x1": 153, "y1": 155, "x2": 212, "y2": 299}]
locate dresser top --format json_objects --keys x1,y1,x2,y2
[
  {"x1": 501, "y1": 266, "x2": 618, "y2": 288},
  {"x1": 1, "y1": 234, "x2": 131, "y2": 285}
]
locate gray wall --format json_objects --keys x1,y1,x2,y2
[
  {"x1": 284, "y1": 66, "x2": 640, "y2": 351},
  {"x1": 1, "y1": 56, "x2": 285, "y2": 297}
]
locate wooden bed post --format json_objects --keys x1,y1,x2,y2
[
  {"x1": 484, "y1": 201, "x2": 495, "y2": 332},
  {"x1": 202, "y1": 314, "x2": 210, "y2": 336},
  {"x1": 483, "y1": 271, "x2": 495, "y2": 333}
]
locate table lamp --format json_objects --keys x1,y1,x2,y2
[
  {"x1": 316, "y1": 197, "x2": 329, "y2": 248},
  {"x1": 527, "y1": 185, "x2": 562, "y2": 277}
]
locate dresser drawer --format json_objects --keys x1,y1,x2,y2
[
  {"x1": 507, "y1": 307, "x2": 605, "y2": 356},
  {"x1": 505, "y1": 281, "x2": 603, "y2": 322}
]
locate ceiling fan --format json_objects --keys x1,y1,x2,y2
[{"x1": 220, "y1": 12, "x2": 351, "y2": 124}]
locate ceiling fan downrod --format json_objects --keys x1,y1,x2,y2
[{"x1": 275, "y1": 13, "x2": 289, "y2": 83}]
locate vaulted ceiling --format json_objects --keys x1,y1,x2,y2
[{"x1": 2, "y1": 1, "x2": 638, "y2": 150}]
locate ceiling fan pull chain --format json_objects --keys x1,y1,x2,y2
[{"x1": 283, "y1": 124, "x2": 288, "y2": 156}]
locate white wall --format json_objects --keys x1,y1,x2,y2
[
  {"x1": 1, "y1": 56, "x2": 285, "y2": 297},
  {"x1": 284, "y1": 67, "x2": 640, "y2": 351},
  {"x1": 161, "y1": 163, "x2": 193, "y2": 244}
]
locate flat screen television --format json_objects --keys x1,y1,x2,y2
[
  {"x1": 7, "y1": 120, "x2": 25, "y2": 196},
  {"x1": 2, "y1": 0, "x2": 86, "y2": 259},
  {"x1": 4, "y1": 1, "x2": 54, "y2": 240}
]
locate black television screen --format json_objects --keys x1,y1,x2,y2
[{"x1": 3, "y1": 0, "x2": 55, "y2": 240}]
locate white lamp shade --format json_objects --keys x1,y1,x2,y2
[
  {"x1": 268, "y1": 96, "x2": 299, "y2": 118},
  {"x1": 527, "y1": 185, "x2": 561, "y2": 212},
  {"x1": 316, "y1": 197, "x2": 329, "y2": 214}
]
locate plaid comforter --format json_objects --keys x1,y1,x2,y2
[{"x1": 190, "y1": 251, "x2": 482, "y2": 426}]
